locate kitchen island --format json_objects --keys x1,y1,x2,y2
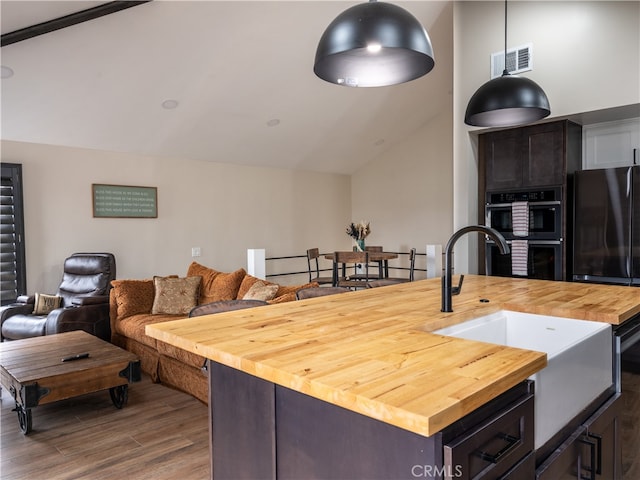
[{"x1": 146, "y1": 275, "x2": 640, "y2": 479}]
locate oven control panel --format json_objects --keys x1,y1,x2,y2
[{"x1": 487, "y1": 189, "x2": 559, "y2": 204}]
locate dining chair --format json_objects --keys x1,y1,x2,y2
[
  {"x1": 365, "y1": 245, "x2": 385, "y2": 278},
  {"x1": 333, "y1": 251, "x2": 370, "y2": 289},
  {"x1": 350, "y1": 245, "x2": 383, "y2": 280},
  {"x1": 295, "y1": 286, "x2": 351, "y2": 300},
  {"x1": 306, "y1": 248, "x2": 334, "y2": 286},
  {"x1": 367, "y1": 248, "x2": 417, "y2": 288},
  {"x1": 188, "y1": 299, "x2": 269, "y2": 317}
]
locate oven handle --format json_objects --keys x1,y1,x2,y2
[
  {"x1": 485, "y1": 201, "x2": 561, "y2": 208},
  {"x1": 487, "y1": 239, "x2": 562, "y2": 245}
]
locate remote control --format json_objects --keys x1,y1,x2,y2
[{"x1": 61, "y1": 353, "x2": 90, "y2": 362}]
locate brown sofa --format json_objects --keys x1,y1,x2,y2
[{"x1": 109, "y1": 261, "x2": 316, "y2": 403}]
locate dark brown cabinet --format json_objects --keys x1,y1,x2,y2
[
  {"x1": 582, "y1": 393, "x2": 623, "y2": 479},
  {"x1": 478, "y1": 120, "x2": 582, "y2": 280},
  {"x1": 443, "y1": 389, "x2": 534, "y2": 479},
  {"x1": 484, "y1": 128, "x2": 522, "y2": 191},
  {"x1": 535, "y1": 393, "x2": 622, "y2": 480},
  {"x1": 535, "y1": 426, "x2": 588, "y2": 480},
  {"x1": 482, "y1": 120, "x2": 582, "y2": 191}
]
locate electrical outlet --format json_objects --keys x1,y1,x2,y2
[{"x1": 191, "y1": 247, "x2": 201, "y2": 257}]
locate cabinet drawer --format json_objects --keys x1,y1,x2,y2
[
  {"x1": 535, "y1": 425, "x2": 587, "y2": 480},
  {"x1": 444, "y1": 393, "x2": 534, "y2": 479},
  {"x1": 500, "y1": 451, "x2": 535, "y2": 479}
]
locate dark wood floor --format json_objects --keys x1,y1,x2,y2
[
  {"x1": 1, "y1": 371, "x2": 639, "y2": 479},
  {"x1": 0, "y1": 375, "x2": 210, "y2": 480}
]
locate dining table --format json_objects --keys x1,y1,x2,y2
[{"x1": 324, "y1": 251, "x2": 398, "y2": 284}]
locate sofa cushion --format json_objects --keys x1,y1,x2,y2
[
  {"x1": 268, "y1": 292, "x2": 297, "y2": 304},
  {"x1": 115, "y1": 312, "x2": 184, "y2": 350},
  {"x1": 111, "y1": 279, "x2": 155, "y2": 318},
  {"x1": 269, "y1": 282, "x2": 319, "y2": 303},
  {"x1": 274, "y1": 282, "x2": 318, "y2": 298},
  {"x1": 187, "y1": 262, "x2": 246, "y2": 304},
  {"x1": 242, "y1": 280, "x2": 279, "y2": 301},
  {"x1": 151, "y1": 276, "x2": 201, "y2": 315}
]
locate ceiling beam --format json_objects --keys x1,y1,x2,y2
[{"x1": 1, "y1": 1, "x2": 151, "y2": 47}]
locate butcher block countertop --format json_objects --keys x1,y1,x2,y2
[{"x1": 146, "y1": 275, "x2": 640, "y2": 437}]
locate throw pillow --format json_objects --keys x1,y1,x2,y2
[
  {"x1": 33, "y1": 293, "x2": 62, "y2": 315},
  {"x1": 242, "y1": 281, "x2": 279, "y2": 301},
  {"x1": 111, "y1": 279, "x2": 155, "y2": 318},
  {"x1": 187, "y1": 262, "x2": 246, "y2": 303},
  {"x1": 236, "y1": 274, "x2": 278, "y2": 299},
  {"x1": 151, "y1": 276, "x2": 202, "y2": 315}
]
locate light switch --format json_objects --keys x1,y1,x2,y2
[{"x1": 192, "y1": 247, "x2": 201, "y2": 257}]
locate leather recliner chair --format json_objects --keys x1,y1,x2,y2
[{"x1": 0, "y1": 253, "x2": 116, "y2": 342}]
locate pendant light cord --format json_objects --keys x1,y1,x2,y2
[{"x1": 503, "y1": 0, "x2": 508, "y2": 75}]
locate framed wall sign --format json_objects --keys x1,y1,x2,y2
[{"x1": 92, "y1": 184, "x2": 158, "y2": 218}]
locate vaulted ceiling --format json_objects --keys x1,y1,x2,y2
[{"x1": 0, "y1": 1, "x2": 452, "y2": 175}]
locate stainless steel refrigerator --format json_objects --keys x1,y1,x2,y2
[{"x1": 573, "y1": 165, "x2": 640, "y2": 285}]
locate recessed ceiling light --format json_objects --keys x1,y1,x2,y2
[
  {"x1": 161, "y1": 99, "x2": 179, "y2": 109},
  {"x1": 266, "y1": 118, "x2": 280, "y2": 127},
  {"x1": 1, "y1": 66, "x2": 14, "y2": 79}
]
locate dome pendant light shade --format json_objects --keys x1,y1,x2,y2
[
  {"x1": 314, "y1": 1, "x2": 435, "y2": 87},
  {"x1": 464, "y1": 0, "x2": 550, "y2": 127},
  {"x1": 464, "y1": 71, "x2": 550, "y2": 127}
]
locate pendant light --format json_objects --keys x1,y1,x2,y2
[
  {"x1": 314, "y1": 0, "x2": 435, "y2": 87},
  {"x1": 464, "y1": 0, "x2": 550, "y2": 127}
]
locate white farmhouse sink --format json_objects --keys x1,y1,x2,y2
[{"x1": 435, "y1": 310, "x2": 613, "y2": 449}]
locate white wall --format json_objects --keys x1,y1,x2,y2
[
  {"x1": 1, "y1": 140, "x2": 351, "y2": 293},
  {"x1": 453, "y1": 0, "x2": 640, "y2": 273},
  {"x1": 351, "y1": 112, "x2": 453, "y2": 276}
]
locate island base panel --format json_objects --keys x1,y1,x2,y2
[
  {"x1": 209, "y1": 362, "x2": 534, "y2": 480},
  {"x1": 275, "y1": 383, "x2": 443, "y2": 479},
  {"x1": 209, "y1": 362, "x2": 276, "y2": 479}
]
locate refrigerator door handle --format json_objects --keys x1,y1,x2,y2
[
  {"x1": 631, "y1": 166, "x2": 638, "y2": 280},
  {"x1": 627, "y1": 167, "x2": 634, "y2": 278}
]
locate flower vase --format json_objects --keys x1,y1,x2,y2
[{"x1": 356, "y1": 239, "x2": 365, "y2": 252}]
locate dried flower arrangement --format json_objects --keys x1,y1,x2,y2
[{"x1": 346, "y1": 221, "x2": 371, "y2": 241}]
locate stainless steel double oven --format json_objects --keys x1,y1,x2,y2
[{"x1": 485, "y1": 187, "x2": 563, "y2": 280}]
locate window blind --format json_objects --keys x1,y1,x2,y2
[{"x1": 0, "y1": 163, "x2": 26, "y2": 305}]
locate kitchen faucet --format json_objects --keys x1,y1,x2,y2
[{"x1": 441, "y1": 225, "x2": 510, "y2": 312}]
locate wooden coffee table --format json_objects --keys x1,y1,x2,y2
[{"x1": 0, "y1": 330, "x2": 140, "y2": 434}]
